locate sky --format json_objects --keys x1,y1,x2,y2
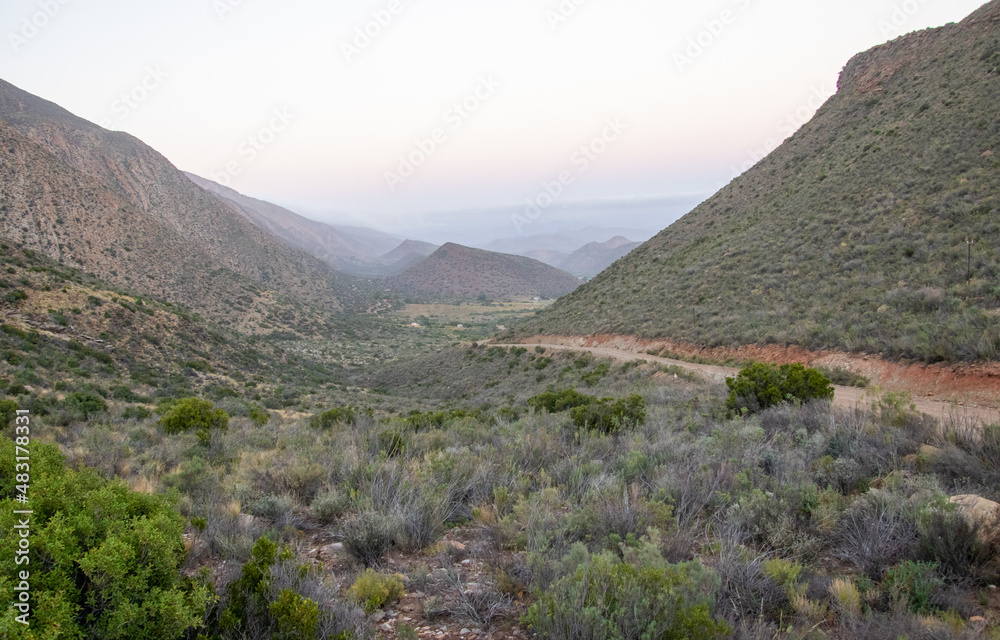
[{"x1": 0, "y1": 0, "x2": 990, "y2": 239}]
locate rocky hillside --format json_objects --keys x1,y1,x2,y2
[
  {"x1": 0, "y1": 79, "x2": 359, "y2": 324},
  {"x1": 512, "y1": 1, "x2": 1000, "y2": 363},
  {"x1": 185, "y1": 172, "x2": 400, "y2": 269},
  {"x1": 388, "y1": 243, "x2": 581, "y2": 300}
]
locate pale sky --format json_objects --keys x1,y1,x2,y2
[{"x1": 0, "y1": 0, "x2": 989, "y2": 233}]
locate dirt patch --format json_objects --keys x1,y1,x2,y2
[{"x1": 514, "y1": 335, "x2": 1000, "y2": 406}]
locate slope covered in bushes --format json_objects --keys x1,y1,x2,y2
[{"x1": 513, "y1": 2, "x2": 1000, "y2": 363}]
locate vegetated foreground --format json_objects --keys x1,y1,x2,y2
[{"x1": 5, "y1": 325, "x2": 1000, "y2": 638}]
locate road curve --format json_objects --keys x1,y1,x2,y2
[{"x1": 490, "y1": 342, "x2": 999, "y2": 427}]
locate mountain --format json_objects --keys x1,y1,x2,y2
[
  {"x1": 481, "y1": 227, "x2": 656, "y2": 257},
  {"x1": 377, "y1": 239, "x2": 438, "y2": 275},
  {"x1": 388, "y1": 243, "x2": 581, "y2": 300},
  {"x1": 511, "y1": 2, "x2": 1000, "y2": 363},
  {"x1": 184, "y1": 172, "x2": 400, "y2": 269},
  {"x1": 557, "y1": 236, "x2": 642, "y2": 278},
  {"x1": 0, "y1": 79, "x2": 357, "y2": 325}
]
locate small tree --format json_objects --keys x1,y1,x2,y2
[
  {"x1": 0, "y1": 439, "x2": 211, "y2": 639},
  {"x1": 726, "y1": 363, "x2": 834, "y2": 416},
  {"x1": 159, "y1": 397, "x2": 229, "y2": 446}
]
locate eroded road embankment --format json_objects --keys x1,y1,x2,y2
[{"x1": 490, "y1": 337, "x2": 1000, "y2": 427}]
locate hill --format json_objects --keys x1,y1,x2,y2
[
  {"x1": 481, "y1": 226, "x2": 655, "y2": 257},
  {"x1": 388, "y1": 243, "x2": 581, "y2": 300},
  {"x1": 185, "y1": 172, "x2": 400, "y2": 269},
  {"x1": 557, "y1": 236, "x2": 642, "y2": 278},
  {"x1": 0, "y1": 79, "x2": 358, "y2": 325},
  {"x1": 511, "y1": 2, "x2": 1000, "y2": 363},
  {"x1": 376, "y1": 239, "x2": 438, "y2": 275}
]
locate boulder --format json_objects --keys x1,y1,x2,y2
[{"x1": 949, "y1": 494, "x2": 1000, "y2": 528}]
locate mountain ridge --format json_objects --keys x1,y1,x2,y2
[{"x1": 510, "y1": 2, "x2": 1000, "y2": 363}]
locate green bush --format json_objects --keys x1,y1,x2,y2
[
  {"x1": 309, "y1": 406, "x2": 357, "y2": 430},
  {"x1": 347, "y1": 569, "x2": 405, "y2": 614},
  {"x1": 725, "y1": 363, "x2": 834, "y2": 416},
  {"x1": 527, "y1": 389, "x2": 596, "y2": 414},
  {"x1": 0, "y1": 439, "x2": 211, "y2": 639},
  {"x1": 207, "y1": 537, "x2": 359, "y2": 640},
  {"x1": 524, "y1": 541, "x2": 728, "y2": 640},
  {"x1": 62, "y1": 391, "x2": 108, "y2": 420},
  {"x1": 882, "y1": 561, "x2": 942, "y2": 614},
  {"x1": 159, "y1": 397, "x2": 229, "y2": 446},
  {"x1": 0, "y1": 399, "x2": 17, "y2": 429},
  {"x1": 570, "y1": 395, "x2": 647, "y2": 435}
]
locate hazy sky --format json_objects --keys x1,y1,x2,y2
[{"x1": 0, "y1": 0, "x2": 989, "y2": 233}]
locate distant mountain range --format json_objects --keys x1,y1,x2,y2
[{"x1": 388, "y1": 243, "x2": 581, "y2": 300}]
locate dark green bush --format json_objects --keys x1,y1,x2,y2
[
  {"x1": 570, "y1": 395, "x2": 647, "y2": 435},
  {"x1": 206, "y1": 537, "x2": 359, "y2": 640},
  {"x1": 0, "y1": 439, "x2": 211, "y2": 639},
  {"x1": 726, "y1": 363, "x2": 834, "y2": 416},
  {"x1": 62, "y1": 391, "x2": 108, "y2": 420},
  {"x1": 527, "y1": 389, "x2": 596, "y2": 414},
  {"x1": 310, "y1": 406, "x2": 358, "y2": 430},
  {"x1": 159, "y1": 397, "x2": 229, "y2": 446}
]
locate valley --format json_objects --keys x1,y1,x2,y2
[{"x1": 2, "y1": 2, "x2": 1000, "y2": 640}]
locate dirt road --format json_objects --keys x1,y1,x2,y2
[{"x1": 491, "y1": 341, "x2": 999, "y2": 426}]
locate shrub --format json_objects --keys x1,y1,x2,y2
[
  {"x1": 725, "y1": 363, "x2": 834, "y2": 416},
  {"x1": 122, "y1": 406, "x2": 153, "y2": 421},
  {"x1": 208, "y1": 536, "x2": 363, "y2": 640},
  {"x1": 0, "y1": 399, "x2": 16, "y2": 429},
  {"x1": 347, "y1": 569, "x2": 405, "y2": 614},
  {"x1": 0, "y1": 439, "x2": 212, "y2": 639},
  {"x1": 570, "y1": 394, "x2": 646, "y2": 434},
  {"x1": 834, "y1": 491, "x2": 918, "y2": 580},
  {"x1": 340, "y1": 511, "x2": 400, "y2": 568},
  {"x1": 249, "y1": 403, "x2": 271, "y2": 426},
  {"x1": 62, "y1": 391, "x2": 108, "y2": 420},
  {"x1": 312, "y1": 488, "x2": 353, "y2": 525},
  {"x1": 527, "y1": 389, "x2": 596, "y2": 414},
  {"x1": 882, "y1": 561, "x2": 942, "y2": 614},
  {"x1": 524, "y1": 545, "x2": 729, "y2": 640},
  {"x1": 159, "y1": 397, "x2": 229, "y2": 446},
  {"x1": 310, "y1": 406, "x2": 357, "y2": 430},
  {"x1": 917, "y1": 508, "x2": 1000, "y2": 584}
]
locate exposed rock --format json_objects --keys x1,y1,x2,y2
[{"x1": 950, "y1": 494, "x2": 1000, "y2": 526}]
